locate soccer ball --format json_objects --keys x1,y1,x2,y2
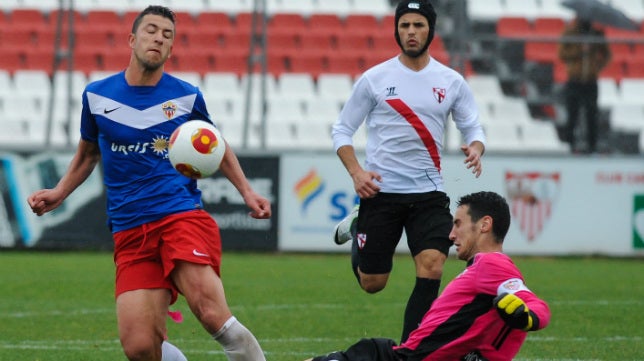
[{"x1": 168, "y1": 120, "x2": 226, "y2": 179}]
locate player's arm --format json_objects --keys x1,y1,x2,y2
[
  {"x1": 337, "y1": 145, "x2": 381, "y2": 199},
  {"x1": 28, "y1": 139, "x2": 101, "y2": 216},
  {"x1": 493, "y1": 279, "x2": 551, "y2": 331},
  {"x1": 217, "y1": 141, "x2": 271, "y2": 219}
]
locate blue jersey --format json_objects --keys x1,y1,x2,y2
[{"x1": 80, "y1": 71, "x2": 212, "y2": 232}]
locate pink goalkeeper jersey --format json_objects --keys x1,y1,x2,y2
[{"x1": 394, "y1": 252, "x2": 550, "y2": 361}]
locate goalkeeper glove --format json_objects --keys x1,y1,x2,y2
[{"x1": 493, "y1": 293, "x2": 539, "y2": 331}]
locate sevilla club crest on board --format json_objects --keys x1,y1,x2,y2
[{"x1": 505, "y1": 171, "x2": 561, "y2": 241}]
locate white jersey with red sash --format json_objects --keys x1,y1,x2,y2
[{"x1": 331, "y1": 56, "x2": 485, "y2": 193}]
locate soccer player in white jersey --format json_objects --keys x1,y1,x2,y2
[
  {"x1": 27, "y1": 6, "x2": 270, "y2": 361},
  {"x1": 331, "y1": 0, "x2": 486, "y2": 342}
]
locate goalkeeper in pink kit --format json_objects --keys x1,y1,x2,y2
[{"x1": 306, "y1": 191, "x2": 550, "y2": 361}]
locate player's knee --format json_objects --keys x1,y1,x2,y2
[
  {"x1": 415, "y1": 250, "x2": 446, "y2": 278},
  {"x1": 121, "y1": 337, "x2": 160, "y2": 361},
  {"x1": 359, "y1": 274, "x2": 388, "y2": 293}
]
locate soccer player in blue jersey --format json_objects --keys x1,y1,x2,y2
[{"x1": 27, "y1": 6, "x2": 270, "y2": 361}]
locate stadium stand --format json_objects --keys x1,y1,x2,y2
[{"x1": 0, "y1": 1, "x2": 642, "y2": 153}]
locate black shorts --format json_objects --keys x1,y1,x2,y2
[
  {"x1": 311, "y1": 338, "x2": 399, "y2": 361},
  {"x1": 356, "y1": 191, "x2": 452, "y2": 274}
]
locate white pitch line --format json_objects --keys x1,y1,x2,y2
[{"x1": 0, "y1": 308, "x2": 113, "y2": 318}]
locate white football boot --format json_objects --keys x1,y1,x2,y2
[{"x1": 333, "y1": 205, "x2": 359, "y2": 245}]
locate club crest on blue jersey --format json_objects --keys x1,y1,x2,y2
[
  {"x1": 162, "y1": 101, "x2": 177, "y2": 119},
  {"x1": 433, "y1": 87, "x2": 446, "y2": 103}
]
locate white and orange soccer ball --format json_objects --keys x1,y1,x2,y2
[{"x1": 168, "y1": 120, "x2": 226, "y2": 179}]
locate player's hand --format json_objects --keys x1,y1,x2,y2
[
  {"x1": 244, "y1": 192, "x2": 272, "y2": 219},
  {"x1": 27, "y1": 189, "x2": 64, "y2": 216},
  {"x1": 493, "y1": 293, "x2": 539, "y2": 331},
  {"x1": 461, "y1": 141, "x2": 483, "y2": 178},
  {"x1": 352, "y1": 169, "x2": 381, "y2": 199}
]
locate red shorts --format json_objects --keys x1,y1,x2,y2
[{"x1": 113, "y1": 209, "x2": 222, "y2": 304}]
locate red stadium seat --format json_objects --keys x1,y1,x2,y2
[
  {"x1": 253, "y1": 52, "x2": 289, "y2": 77},
  {"x1": 9, "y1": 9, "x2": 48, "y2": 27},
  {"x1": 222, "y1": 31, "x2": 252, "y2": 51},
  {"x1": 307, "y1": 14, "x2": 343, "y2": 32},
  {"x1": 431, "y1": 35, "x2": 446, "y2": 52},
  {"x1": 102, "y1": 49, "x2": 130, "y2": 72},
  {"x1": 23, "y1": 48, "x2": 56, "y2": 74},
  {"x1": 84, "y1": 10, "x2": 122, "y2": 30},
  {"x1": 213, "y1": 50, "x2": 248, "y2": 76},
  {"x1": 0, "y1": 48, "x2": 24, "y2": 73},
  {"x1": 496, "y1": 17, "x2": 533, "y2": 38},
  {"x1": 626, "y1": 58, "x2": 644, "y2": 78},
  {"x1": 634, "y1": 43, "x2": 644, "y2": 57},
  {"x1": 364, "y1": 50, "x2": 393, "y2": 68},
  {"x1": 235, "y1": 12, "x2": 257, "y2": 33},
  {"x1": 174, "y1": 11, "x2": 197, "y2": 30},
  {"x1": 287, "y1": 51, "x2": 327, "y2": 78},
  {"x1": 122, "y1": 11, "x2": 139, "y2": 29},
  {"x1": 1, "y1": 26, "x2": 40, "y2": 49},
  {"x1": 185, "y1": 28, "x2": 228, "y2": 50},
  {"x1": 599, "y1": 60, "x2": 626, "y2": 81},
  {"x1": 71, "y1": 49, "x2": 103, "y2": 75},
  {"x1": 371, "y1": 33, "x2": 399, "y2": 54},
  {"x1": 533, "y1": 17, "x2": 565, "y2": 37},
  {"x1": 553, "y1": 62, "x2": 567, "y2": 83},
  {"x1": 75, "y1": 28, "x2": 113, "y2": 52},
  {"x1": 268, "y1": 13, "x2": 307, "y2": 32},
  {"x1": 335, "y1": 33, "x2": 371, "y2": 50},
  {"x1": 344, "y1": 14, "x2": 379, "y2": 35},
  {"x1": 326, "y1": 52, "x2": 364, "y2": 77},
  {"x1": 431, "y1": 49, "x2": 451, "y2": 65},
  {"x1": 524, "y1": 41, "x2": 559, "y2": 63},
  {"x1": 604, "y1": 27, "x2": 642, "y2": 40},
  {"x1": 267, "y1": 30, "x2": 299, "y2": 51},
  {"x1": 170, "y1": 48, "x2": 216, "y2": 75},
  {"x1": 301, "y1": 29, "x2": 338, "y2": 51},
  {"x1": 609, "y1": 43, "x2": 633, "y2": 63},
  {"x1": 195, "y1": 12, "x2": 234, "y2": 31},
  {"x1": 47, "y1": 9, "x2": 85, "y2": 32},
  {"x1": 380, "y1": 14, "x2": 395, "y2": 30}
]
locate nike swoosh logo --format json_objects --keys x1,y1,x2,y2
[
  {"x1": 103, "y1": 107, "x2": 121, "y2": 114},
  {"x1": 192, "y1": 249, "x2": 209, "y2": 257}
]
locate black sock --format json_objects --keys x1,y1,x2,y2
[
  {"x1": 401, "y1": 277, "x2": 440, "y2": 343},
  {"x1": 350, "y1": 237, "x2": 361, "y2": 285}
]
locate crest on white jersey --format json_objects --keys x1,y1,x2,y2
[{"x1": 433, "y1": 87, "x2": 446, "y2": 103}]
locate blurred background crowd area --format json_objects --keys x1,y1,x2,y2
[{"x1": 0, "y1": 0, "x2": 642, "y2": 154}]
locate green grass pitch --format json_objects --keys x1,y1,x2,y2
[{"x1": 0, "y1": 252, "x2": 642, "y2": 360}]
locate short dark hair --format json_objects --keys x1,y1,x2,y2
[
  {"x1": 457, "y1": 191, "x2": 511, "y2": 243},
  {"x1": 131, "y1": 5, "x2": 176, "y2": 33}
]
